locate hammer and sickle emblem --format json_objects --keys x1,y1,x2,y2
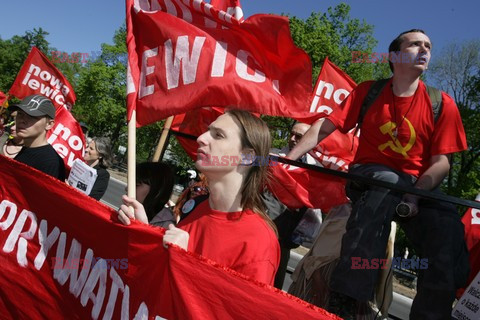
[{"x1": 378, "y1": 118, "x2": 416, "y2": 158}]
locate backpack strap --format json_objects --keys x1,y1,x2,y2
[
  {"x1": 426, "y1": 85, "x2": 443, "y2": 123},
  {"x1": 356, "y1": 79, "x2": 443, "y2": 128},
  {"x1": 356, "y1": 78, "x2": 391, "y2": 130},
  {"x1": 179, "y1": 194, "x2": 209, "y2": 222}
]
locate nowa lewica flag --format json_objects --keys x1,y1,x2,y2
[
  {"x1": 126, "y1": 0, "x2": 312, "y2": 127},
  {"x1": 0, "y1": 156, "x2": 339, "y2": 320},
  {"x1": 9, "y1": 47, "x2": 85, "y2": 169}
]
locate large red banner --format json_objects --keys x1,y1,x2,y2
[
  {"x1": 0, "y1": 155, "x2": 338, "y2": 319},
  {"x1": 9, "y1": 47, "x2": 85, "y2": 169},
  {"x1": 126, "y1": 0, "x2": 313, "y2": 127}
]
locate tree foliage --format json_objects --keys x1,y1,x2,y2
[{"x1": 0, "y1": 28, "x2": 51, "y2": 93}]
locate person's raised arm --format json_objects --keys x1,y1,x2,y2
[{"x1": 286, "y1": 118, "x2": 337, "y2": 160}]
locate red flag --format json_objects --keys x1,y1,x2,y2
[
  {"x1": 126, "y1": 0, "x2": 312, "y2": 127},
  {"x1": 268, "y1": 59, "x2": 358, "y2": 210},
  {"x1": 309, "y1": 57, "x2": 357, "y2": 117},
  {"x1": 0, "y1": 91, "x2": 7, "y2": 106},
  {"x1": 0, "y1": 155, "x2": 338, "y2": 319},
  {"x1": 211, "y1": 0, "x2": 244, "y2": 22},
  {"x1": 457, "y1": 194, "x2": 480, "y2": 296},
  {"x1": 9, "y1": 47, "x2": 85, "y2": 169}
]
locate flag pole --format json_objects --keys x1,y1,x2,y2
[
  {"x1": 127, "y1": 110, "x2": 136, "y2": 198},
  {"x1": 152, "y1": 115, "x2": 174, "y2": 162}
]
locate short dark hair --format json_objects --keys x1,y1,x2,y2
[
  {"x1": 136, "y1": 162, "x2": 174, "y2": 221},
  {"x1": 388, "y1": 29, "x2": 428, "y2": 72}
]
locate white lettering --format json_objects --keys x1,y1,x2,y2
[
  {"x1": 235, "y1": 50, "x2": 265, "y2": 83},
  {"x1": 102, "y1": 268, "x2": 126, "y2": 320},
  {"x1": 34, "y1": 219, "x2": 60, "y2": 270},
  {"x1": 54, "y1": 235, "x2": 92, "y2": 298},
  {"x1": 139, "y1": 48, "x2": 158, "y2": 98},
  {"x1": 333, "y1": 88, "x2": 350, "y2": 105},
  {"x1": 165, "y1": 36, "x2": 206, "y2": 89},
  {"x1": 211, "y1": 41, "x2": 228, "y2": 77},
  {"x1": 3, "y1": 209, "x2": 37, "y2": 267},
  {"x1": 0, "y1": 200, "x2": 17, "y2": 231},
  {"x1": 81, "y1": 259, "x2": 108, "y2": 320},
  {"x1": 472, "y1": 208, "x2": 480, "y2": 225}
]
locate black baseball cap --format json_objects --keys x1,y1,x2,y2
[{"x1": 12, "y1": 94, "x2": 56, "y2": 119}]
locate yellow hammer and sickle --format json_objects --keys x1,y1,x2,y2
[{"x1": 378, "y1": 118, "x2": 416, "y2": 158}]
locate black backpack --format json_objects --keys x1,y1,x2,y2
[{"x1": 356, "y1": 78, "x2": 443, "y2": 130}]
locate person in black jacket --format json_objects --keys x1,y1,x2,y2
[{"x1": 84, "y1": 137, "x2": 113, "y2": 200}]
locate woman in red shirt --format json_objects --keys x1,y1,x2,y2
[{"x1": 118, "y1": 110, "x2": 280, "y2": 285}]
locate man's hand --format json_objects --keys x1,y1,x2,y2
[
  {"x1": 117, "y1": 195, "x2": 149, "y2": 225},
  {"x1": 163, "y1": 224, "x2": 189, "y2": 250}
]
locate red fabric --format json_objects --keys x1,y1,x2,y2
[
  {"x1": 126, "y1": 0, "x2": 312, "y2": 127},
  {"x1": 178, "y1": 200, "x2": 280, "y2": 285},
  {"x1": 211, "y1": 0, "x2": 244, "y2": 22},
  {"x1": 0, "y1": 155, "x2": 338, "y2": 319},
  {"x1": 0, "y1": 91, "x2": 7, "y2": 106},
  {"x1": 9, "y1": 47, "x2": 76, "y2": 111},
  {"x1": 308, "y1": 57, "x2": 357, "y2": 118},
  {"x1": 457, "y1": 196, "x2": 480, "y2": 297},
  {"x1": 329, "y1": 80, "x2": 467, "y2": 177},
  {"x1": 8, "y1": 47, "x2": 85, "y2": 170},
  {"x1": 269, "y1": 162, "x2": 349, "y2": 212}
]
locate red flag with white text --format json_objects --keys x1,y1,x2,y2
[
  {"x1": 0, "y1": 155, "x2": 338, "y2": 320},
  {"x1": 9, "y1": 47, "x2": 85, "y2": 169},
  {"x1": 126, "y1": 0, "x2": 312, "y2": 127},
  {"x1": 308, "y1": 57, "x2": 357, "y2": 117},
  {"x1": 457, "y1": 194, "x2": 480, "y2": 296}
]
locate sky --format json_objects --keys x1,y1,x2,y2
[{"x1": 0, "y1": 0, "x2": 478, "y2": 63}]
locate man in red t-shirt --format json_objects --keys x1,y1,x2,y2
[{"x1": 288, "y1": 29, "x2": 469, "y2": 319}]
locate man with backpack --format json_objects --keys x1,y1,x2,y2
[{"x1": 287, "y1": 29, "x2": 469, "y2": 319}]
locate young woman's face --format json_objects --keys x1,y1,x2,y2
[{"x1": 195, "y1": 113, "x2": 245, "y2": 174}]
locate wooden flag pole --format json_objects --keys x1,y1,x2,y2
[
  {"x1": 127, "y1": 110, "x2": 136, "y2": 198},
  {"x1": 152, "y1": 115, "x2": 174, "y2": 162}
]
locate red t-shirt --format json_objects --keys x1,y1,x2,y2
[
  {"x1": 328, "y1": 79, "x2": 467, "y2": 177},
  {"x1": 177, "y1": 200, "x2": 280, "y2": 285}
]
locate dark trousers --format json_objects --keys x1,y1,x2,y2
[{"x1": 329, "y1": 164, "x2": 469, "y2": 319}]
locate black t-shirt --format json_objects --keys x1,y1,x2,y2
[{"x1": 14, "y1": 144, "x2": 65, "y2": 181}]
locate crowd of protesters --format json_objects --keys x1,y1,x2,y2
[{"x1": 1, "y1": 27, "x2": 478, "y2": 320}]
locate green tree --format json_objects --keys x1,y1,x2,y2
[
  {"x1": 428, "y1": 40, "x2": 480, "y2": 201},
  {"x1": 288, "y1": 3, "x2": 390, "y2": 85},
  {"x1": 0, "y1": 28, "x2": 51, "y2": 93}
]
